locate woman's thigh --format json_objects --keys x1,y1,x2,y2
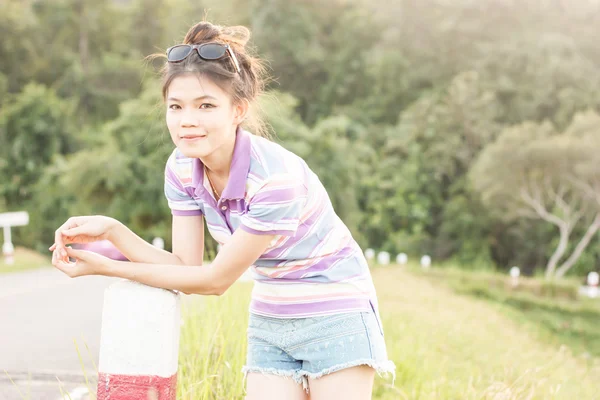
[
  {"x1": 307, "y1": 365, "x2": 375, "y2": 400},
  {"x1": 245, "y1": 372, "x2": 309, "y2": 400},
  {"x1": 243, "y1": 311, "x2": 395, "y2": 399}
]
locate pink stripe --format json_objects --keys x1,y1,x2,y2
[
  {"x1": 255, "y1": 291, "x2": 370, "y2": 301},
  {"x1": 250, "y1": 297, "x2": 371, "y2": 315},
  {"x1": 172, "y1": 209, "x2": 202, "y2": 216},
  {"x1": 299, "y1": 194, "x2": 323, "y2": 223},
  {"x1": 164, "y1": 165, "x2": 182, "y2": 189},
  {"x1": 97, "y1": 372, "x2": 177, "y2": 400},
  {"x1": 269, "y1": 258, "x2": 321, "y2": 278}
]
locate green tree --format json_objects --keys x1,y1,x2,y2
[
  {"x1": 43, "y1": 80, "x2": 173, "y2": 238},
  {"x1": 0, "y1": 1, "x2": 37, "y2": 91},
  {"x1": 249, "y1": 0, "x2": 380, "y2": 125},
  {"x1": 475, "y1": 34, "x2": 600, "y2": 130},
  {"x1": 365, "y1": 71, "x2": 501, "y2": 261},
  {"x1": 471, "y1": 111, "x2": 600, "y2": 279},
  {"x1": 0, "y1": 83, "x2": 76, "y2": 207}
]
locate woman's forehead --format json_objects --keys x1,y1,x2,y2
[{"x1": 168, "y1": 74, "x2": 228, "y2": 100}]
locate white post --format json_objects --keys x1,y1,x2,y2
[
  {"x1": 97, "y1": 280, "x2": 180, "y2": 400},
  {"x1": 152, "y1": 237, "x2": 165, "y2": 250},
  {"x1": 588, "y1": 272, "x2": 599, "y2": 287},
  {"x1": 0, "y1": 212, "x2": 29, "y2": 265},
  {"x1": 2, "y1": 226, "x2": 14, "y2": 265},
  {"x1": 364, "y1": 248, "x2": 375, "y2": 260},
  {"x1": 420, "y1": 255, "x2": 431, "y2": 269},
  {"x1": 377, "y1": 252, "x2": 390, "y2": 265},
  {"x1": 396, "y1": 253, "x2": 408, "y2": 265},
  {"x1": 586, "y1": 272, "x2": 599, "y2": 298},
  {"x1": 510, "y1": 266, "x2": 520, "y2": 287}
]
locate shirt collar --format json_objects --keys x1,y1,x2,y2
[{"x1": 192, "y1": 127, "x2": 251, "y2": 201}]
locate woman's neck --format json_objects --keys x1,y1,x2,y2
[{"x1": 201, "y1": 127, "x2": 237, "y2": 181}]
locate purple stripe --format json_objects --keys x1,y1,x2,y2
[
  {"x1": 165, "y1": 163, "x2": 183, "y2": 189},
  {"x1": 249, "y1": 297, "x2": 371, "y2": 315},
  {"x1": 279, "y1": 245, "x2": 356, "y2": 279},
  {"x1": 239, "y1": 224, "x2": 295, "y2": 236},
  {"x1": 172, "y1": 209, "x2": 203, "y2": 216},
  {"x1": 261, "y1": 202, "x2": 325, "y2": 259},
  {"x1": 251, "y1": 270, "x2": 372, "y2": 284}
]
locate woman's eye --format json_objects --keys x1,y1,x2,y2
[
  {"x1": 199, "y1": 103, "x2": 214, "y2": 109},
  {"x1": 168, "y1": 104, "x2": 181, "y2": 110}
]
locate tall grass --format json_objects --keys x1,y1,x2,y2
[
  {"x1": 177, "y1": 283, "x2": 252, "y2": 399},
  {"x1": 411, "y1": 265, "x2": 600, "y2": 358},
  {"x1": 178, "y1": 267, "x2": 600, "y2": 399}
]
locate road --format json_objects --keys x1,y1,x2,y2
[
  {"x1": 0, "y1": 263, "x2": 249, "y2": 400},
  {"x1": 0, "y1": 267, "x2": 117, "y2": 400}
]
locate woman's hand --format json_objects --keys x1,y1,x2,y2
[
  {"x1": 49, "y1": 216, "x2": 119, "y2": 262},
  {"x1": 52, "y1": 246, "x2": 112, "y2": 278}
]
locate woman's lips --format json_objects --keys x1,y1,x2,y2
[{"x1": 180, "y1": 135, "x2": 207, "y2": 142}]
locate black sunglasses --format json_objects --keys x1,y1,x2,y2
[{"x1": 166, "y1": 43, "x2": 241, "y2": 74}]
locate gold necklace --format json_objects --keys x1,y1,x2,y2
[{"x1": 204, "y1": 165, "x2": 221, "y2": 200}]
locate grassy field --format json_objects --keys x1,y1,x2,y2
[
  {"x1": 411, "y1": 266, "x2": 600, "y2": 359},
  {"x1": 0, "y1": 246, "x2": 50, "y2": 274},
  {"x1": 177, "y1": 266, "x2": 600, "y2": 399}
]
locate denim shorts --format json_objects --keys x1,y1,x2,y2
[{"x1": 241, "y1": 310, "x2": 396, "y2": 393}]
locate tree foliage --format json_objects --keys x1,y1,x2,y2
[{"x1": 2, "y1": 0, "x2": 600, "y2": 277}]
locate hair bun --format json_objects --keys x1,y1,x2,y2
[
  {"x1": 184, "y1": 22, "x2": 221, "y2": 44},
  {"x1": 183, "y1": 22, "x2": 251, "y2": 48},
  {"x1": 220, "y1": 25, "x2": 251, "y2": 48}
]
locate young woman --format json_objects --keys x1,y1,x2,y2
[{"x1": 50, "y1": 21, "x2": 395, "y2": 400}]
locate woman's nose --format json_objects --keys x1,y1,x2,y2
[{"x1": 180, "y1": 111, "x2": 199, "y2": 127}]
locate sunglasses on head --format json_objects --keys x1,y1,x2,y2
[{"x1": 166, "y1": 42, "x2": 241, "y2": 74}]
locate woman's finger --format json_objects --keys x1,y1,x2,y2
[
  {"x1": 62, "y1": 226, "x2": 86, "y2": 237},
  {"x1": 54, "y1": 217, "x2": 82, "y2": 251},
  {"x1": 65, "y1": 246, "x2": 86, "y2": 261}
]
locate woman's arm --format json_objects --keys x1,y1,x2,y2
[
  {"x1": 108, "y1": 215, "x2": 204, "y2": 266},
  {"x1": 58, "y1": 228, "x2": 274, "y2": 296}
]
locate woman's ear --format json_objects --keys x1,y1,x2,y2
[{"x1": 234, "y1": 99, "x2": 250, "y2": 125}]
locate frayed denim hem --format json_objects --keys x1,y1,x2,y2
[
  {"x1": 242, "y1": 360, "x2": 397, "y2": 394},
  {"x1": 241, "y1": 366, "x2": 305, "y2": 392},
  {"x1": 295, "y1": 359, "x2": 397, "y2": 393}
]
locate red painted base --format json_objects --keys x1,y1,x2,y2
[{"x1": 97, "y1": 372, "x2": 177, "y2": 400}]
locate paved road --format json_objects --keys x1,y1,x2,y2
[
  {"x1": 0, "y1": 267, "x2": 117, "y2": 400},
  {"x1": 0, "y1": 263, "x2": 249, "y2": 400}
]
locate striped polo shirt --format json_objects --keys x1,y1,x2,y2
[{"x1": 164, "y1": 128, "x2": 381, "y2": 319}]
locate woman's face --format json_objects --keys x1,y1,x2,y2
[{"x1": 166, "y1": 74, "x2": 243, "y2": 159}]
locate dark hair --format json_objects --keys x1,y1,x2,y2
[{"x1": 151, "y1": 21, "x2": 271, "y2": 137}]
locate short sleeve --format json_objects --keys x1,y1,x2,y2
[
  {"x1": 239, "y1": 174, "x2": 308, "y2": 236},
  {"x1": 164, "y1": 153, "x2": 203, "y2": 217}
]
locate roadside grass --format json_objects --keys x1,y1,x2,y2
[
  {"x1": 178, "y1": 266, "x2": 600, "y2": 399},
  {"x1": 0, "y1": 246, "x2": 50, "y2": 274},
  {"x1": 178, "y1": 286, "x2": 252, "y2": 399},
  {"x1": 410, "y1": 265, "x2": 600, "y2": 358},
  {"x1": 17, "y1": 261, "x2": 595, "y2": 399}
]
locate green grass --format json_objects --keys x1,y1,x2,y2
[
  {"x1": 410, "y1": 265, "x2": 600, "y2": 358},
  {"x1": 178, "y1": 267, "x2": 600, "y2": 399},
  {"x1": 178, "y1": 285, "x2": 252, "y2": 399},
  {"x1": 0, "y1": 246, "x2": 50, "y2": 274}
]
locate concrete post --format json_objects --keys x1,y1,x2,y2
[{"x1": 96, "y1": 280, "x2": 181, "y2": 400}]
